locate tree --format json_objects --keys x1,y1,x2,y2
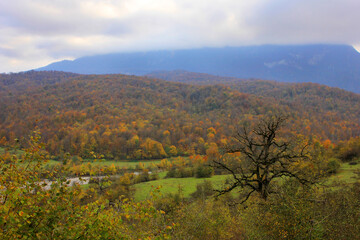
[
  {"x1": 213, "y1": 115, "x2": 318, "y2": 202},
  {"x1": 0, "y1": 130, "x2": 175, "y2": 239}
]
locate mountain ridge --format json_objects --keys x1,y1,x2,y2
[{"x1": 37, "y1": 44, "x2": 360, "y2": 93}]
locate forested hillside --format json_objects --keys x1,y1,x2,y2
[
  {"x1": 149, "y1": 70, "x2": 360, "y2": 124},
  {"x1": 37, "y1": 45, "x2": 360, "y2": 93},
  {"x1": 0, "y1": 71, "x2": 359, "y2": 160}
]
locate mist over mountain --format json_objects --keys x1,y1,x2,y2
[{"x1": 37, "y1": 44, "x2": 360, "y2": 93}]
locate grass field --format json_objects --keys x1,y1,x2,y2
[
  {"x1": 328, "y1": 161, "x2": 360, "y2": 184},
  {"x1": 0, "y1": 147, "x2": 176, "y2": 169},
  {"x1": 133, "y1": 160, "x2": 360, "y2": 201},
  {"x1": 39, "y1": 158, "x2": 173, "y2": 170},
  {"x1": 0, "y1": 147, "x2": 25, "y2": 157},
  {"x1": 134, "y1": 174, "x2": 231, "y2": 201},
  {"x1": 4, "y1": 145, "x2": 359, "y2": 201},
  {"x1": 83, "y1": 159, "x2": 163, "y2": 168},
  {"x1": 80, "y1": 156, "x2": 184, "y2": 168}
]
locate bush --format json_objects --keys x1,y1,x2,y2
[
  {"x1": 191, "y1": 180, "x2": 214, "y2": 199},
  {"x1": 165, "y1": 167, "x2": 194, "y2": 178},
  {"x1": 327, "y1": 158, "x2": 341, "y2": 174},
  {"x1": 134, "y1": 170, "x2": 150, "y2": 183},
  {"x1": 334, "y1": 137, "x2": 360, "y2": 162},
  {"x1": 195, "y1": 165, "x2": 213, "y2": 178},
  {"x1": 149, "y1": 172, "x2": 160, "y2": 181},
  {"x1": 71, "y1": 155, "x2": 83, "y2": 165},
  {"x1": 170, "y1": 199, "x2": 245, "y2": 239}
]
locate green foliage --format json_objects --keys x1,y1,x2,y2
[
  {"x1": 240, "y1": 180, "x2": 321, "y2": 239},
  {"x1": 190, "y1": 180, "x2": 214, "y2": 199},
  {"x1": 166, "y1": 167, "x2": 195, "y2": 178},
  {"x1": 0, "y1": 131, "x2": 103, "y2": 239},
  {"x1": 131, "y1": 170, "x2": 160, "y2": 184},
  {"x1": 327, "y1": 162, "x2": 360, "y2": 185},
  {"x1": 318, "y1": 182, "x2": 360, "y2": 239},
  {"x1": 169, "y1": 198, "x2": 245, "y2": 239},
  {"x1": 234, "y1": 177, "x2": 360, "y2": 240},
  {"x1": 3, "y1": 131, "x2": 360, "y2": 239},
  {"x1": 0, "y1": 131, "x2": 185, "y2": 239},
  {"x1": 195, "y1": 165, "x2": 214, "y2": 178},
  {"x1": 334, "y1": 137, "x2": 360, "y2": 162},
  {"x1": 326, "y1": 158, "x2": 341, "y2": 174},
  {"x1": 71, "y1": 155, "x2": 83, "y2": 165},
  {"x1": 134, "y1": 175, "x2": 230, "y2": 201}
]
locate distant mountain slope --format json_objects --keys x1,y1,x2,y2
[
  {"x1": 37, "y1": 45, "x2": 360, "y2": 93},
  {"x1": 0, "y1": 71, "x2": 79, "y2": 92},
  {"x1": 146, "y1": 70, "x2": 245, "y2": 85},
  {"x1": 0, "y1": 71, "x2": 359, "y2": 159},
  {"x1": 148, "y1": 70, "x2": 360, "y2": 120}
]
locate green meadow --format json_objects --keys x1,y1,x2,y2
[
  {"x1": 328, "y1": 161, "x2": 360, "y2": 184},
  {"x1": 0, "y1": 147, "x2": 24, "y2": 157},
  {"x1": 133, "y1": 160, "x2": 360, "y2": 201},
  {"x1": 82, "y1": 159, "x2": 163, "y2": 168},
  {"x1": 133, "y1": 174, "x2": 231, "y2": 201}
]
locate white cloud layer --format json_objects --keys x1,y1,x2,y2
[{"x1": 0, "y1": 0, "x2": 359, "y2": 72}]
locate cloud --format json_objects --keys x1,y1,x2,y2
[
  {"x1": 248, "y1": 0, "x2": 360, "y2": 44},
  {"x1": 0, "y1": 0, "x2": 359, "y2": 72}
]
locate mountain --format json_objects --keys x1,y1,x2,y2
[
  {"x1": 37, "y1": 44, "x2": 360, "y2": 93},
  {"x1": 147, "y1": 70, "x2": 360, "y2": 120},
  {"x1": 1, "y1": 71, "x2": 359, "y2": 159}
]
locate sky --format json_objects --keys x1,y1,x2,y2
[{"x1": 0, "y1": 0, "x2": 360, "y2": 73}]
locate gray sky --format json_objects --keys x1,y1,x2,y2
[{"x1": 1, "y1": 0, "x2": 360, "y2": 72}]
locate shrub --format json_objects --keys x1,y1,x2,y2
[
  {"x1": 327, "y1": 158, "x2": 341, "y2": 174},
  {"x1": 191, "y1": 180, "x2": 214, "y2": 199},
  {"x1": 165, "y1": 167, "x2": 194, "y2": 178},
  {"x1": 195, "y1": 165, "x2": 213, "y2": 178}
]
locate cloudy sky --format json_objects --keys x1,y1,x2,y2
[{"x1": 1, "y1": 0, "x2": 360, "y2": 73}]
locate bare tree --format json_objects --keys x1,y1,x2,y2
[{"x1": 213, "y1": 115, "x2": 317, "y2": 203}]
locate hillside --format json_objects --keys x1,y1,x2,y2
[
  {"x1": 37, "y1": 44, "x2": 360, "y2": 93},
  {"x1": 0, "y1": 71, "x2": 79, "y2": 92},
  {"x1": 148, "y1": 70, "x2": 360, "y2": 118},
  {"x1": 0, "y1": 71, "x2": 359, "y2": 160}
]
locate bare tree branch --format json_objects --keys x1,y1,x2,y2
[{"x1": 214, "y1": 115, "x2": 319, "y2": 203}]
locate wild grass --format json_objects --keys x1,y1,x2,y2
[
  {"x1": 134, "y1": 160, "x2": 360, "y2": 201},
  {"x1": 133, "y1": 174, "x2": 231, "y2": 201},
  {"x1": 327, "y1": 160, "x2": 360, "y2": 185},
  {"x1": 82, "y1": 159, "x2": 163, "y2": 168},
  {"x1": 0, "y1": 146, "x2": 24, "y2": 157}
]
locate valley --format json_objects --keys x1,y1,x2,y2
[{"x1": 1, "y1": 70, "x2": 360, "y2": 239}]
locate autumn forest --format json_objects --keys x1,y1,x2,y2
[
  {"x1": 1, "y1": 70, "x2": 360, "y2": 239},
  {"x1": 1, "y1": 71, "x2": 359, "y2": 159}
]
